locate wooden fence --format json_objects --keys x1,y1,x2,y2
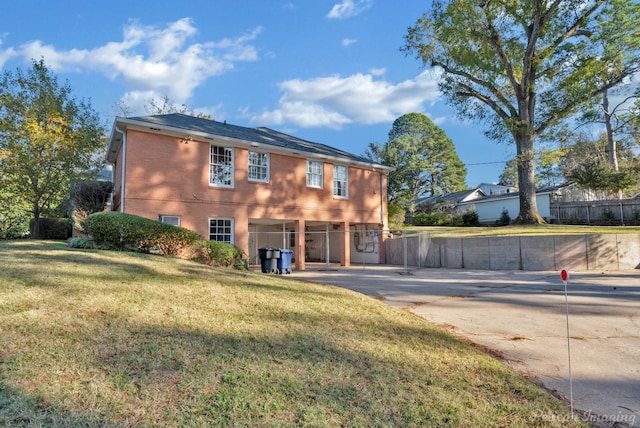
[{"x1": 550, "y1": 199, "x2": 640, "y2": 225}]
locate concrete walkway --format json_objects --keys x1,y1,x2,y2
[{"x1": 292, "y1": 266, "x2": 640, "y2": 427}]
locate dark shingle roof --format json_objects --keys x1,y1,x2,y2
[{"x1": 112, "y1": 113, "x2": 387, "y2": 168}]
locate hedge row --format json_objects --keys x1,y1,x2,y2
[
  {"x1": 412, "y1": 210, "x2": 480, "y2": 227},
  {"x1": 86, "y1": 211, "x2": 201, "y2": 256},
  {"x1": 84, "y1": 212, "x2": 247, "y2": 269},
  {"x1": 29, "y1": 218, "x2": 72, "y2": 240}
]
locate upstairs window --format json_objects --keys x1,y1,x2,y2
[
  {"x1": 248, "y1": 151, "x2": 269, "y2": 182},
  {"x1": 306, "y1": 160, "x2": 323, "y2": 188},
  {"x1": 210, "y1": 145, "x2": 234, "y2": 187},
  {"x1": 333, "y1": 165, "x2": 348, "y2": 198}
]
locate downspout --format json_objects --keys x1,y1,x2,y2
[
  {"x1": 115, "y1": 126, "x2": 126, "y2": 213},
  {"x1": 379, "y1": 170, "x2": 384, "y2": 225}
]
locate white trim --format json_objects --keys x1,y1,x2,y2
[
  {"x1": 333, "y1": 164, "x2": 348, "y2": 199},
  {"x1": 115, "y1": 126, "x2": 126, "y2": 212},
  {"x1": 159, "y1": 215, "x2": 181, "y2": 226},
  {"x1": 208, "y1": 217, "x2": 234, "y2": 244},
  {"x1": 247, "y1": 151, "x2": 270, "y2": 183},
  {"x1": 306, "y1": 160, "x2": 323, "y2": 189},
  {"x1": 209, "y1": 144, "x2": 234, "y2": 188}
]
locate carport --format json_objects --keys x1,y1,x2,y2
[{"x1": 247, "y1": 218, "x2": 383, "y2": 270}]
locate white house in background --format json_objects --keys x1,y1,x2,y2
[
  {"x1": 458, "y1": 187, "x2": 558, "y2": 223},
  {"x1": 476, "y1": 182, "x2": 517, "y2": 196},
  {"x1": 413, "y1": 188, "x2": 487, "y2": 208}
]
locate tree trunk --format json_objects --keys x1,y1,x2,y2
[
  {"x1": 514, "y1": 135, "x2": 545, "y2": 224},
  {"x1": 31, "y1": 215, "x2": 41, "y2": 239},
  {"x1": 602, "y1": 91, "x2": 619, "y2": 171},
  {"x1": 30, "y1": 200, "x2": 42, "y2": 239},
  {"x1": 602, "y1": 90, "x2": 623, "y2": 200}
]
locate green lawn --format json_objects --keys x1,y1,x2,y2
[
  {"x1": 408, "y1": 224, "x2": 640, "y2": 238},
  {"x1": 0, "y1": 241, "x2": 586, "y2": 427}
]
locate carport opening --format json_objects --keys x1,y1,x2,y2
[{"x1": 247, "y1": 219, "x2": 382, "y2": 270}]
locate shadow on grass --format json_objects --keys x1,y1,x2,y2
[
  {"x1": 0, "y1": 382, "x2": 107, "y2": 427},
  {"x1": 0, "y1": 241, "x2": 584, "y2": 426},
  {"x1": 0, "y1": 303, "x2": 582, "y2": 427}
]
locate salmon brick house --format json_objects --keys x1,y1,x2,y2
[{"x1": 106, "y1": 114, "x2": 392, "y2": 270}]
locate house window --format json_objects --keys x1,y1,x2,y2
[
  {"x1": 306, "y1": 160, "x2": 323, "y2": 188},
  {"x1": 159, "y1": 215, "x2": 181, "y2": 226},
  {"x1": 210, "y1": 145, "x2": 234, "y2": 187},
  {"x1": 333, "y1": 165, "x2": 348, "y2": 198},
  {"x1": 248, "y1": 151, "x2": 269, "y2": 182},
  {"x1": 209, "y1": 217, "x2": 234, "y2": 243}
]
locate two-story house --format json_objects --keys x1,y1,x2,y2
[{"x1": 106, "y1": 114, "x2": 392, "y2": 270}]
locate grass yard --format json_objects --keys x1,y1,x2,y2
[
  {"x1": 410, "y1": 224, "x2": 640, "y2": 238},
  {"x1": 0, "y1": 240, "x2": 586, "y2": 427}
]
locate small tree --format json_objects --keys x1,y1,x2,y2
[
  {"x1": 496, "y1": 209, "x2": 511, "y2": 226},
  {"x1": 0, "y1": 59, "x2": 105, "y2": 239},
  {"x1": 562, "y1": 135, "x2": 639, "y2": 197},
  {"x1": 70, "y1": 181, "x2": 114, "y2": 235}
]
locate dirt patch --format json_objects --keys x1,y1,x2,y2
[{"x1": 507, "y1": 336, "x2": 530, "y2": 341}]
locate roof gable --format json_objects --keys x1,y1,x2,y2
[{"x1": 415, "y1": 188, "x2": 485, "y2": 206}]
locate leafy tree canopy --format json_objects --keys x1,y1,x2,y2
[
  {"x1": 366, "y1": 113, "x2": 467, "y2": 209},
  {"x1": 0, "y1": 59, "x2": 106, "y2": 238},
  {"x1": 562, "y1": 135, "x2": 639, "y2": 196},
  {"x1": 403, "y1": 0, "x2": 640, "y2": 223}
]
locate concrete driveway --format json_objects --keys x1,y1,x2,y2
[{"x1": 292, "y1": 266, "x2": 640, "y2": 427}]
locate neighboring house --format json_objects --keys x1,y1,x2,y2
[
  {"x1": 476, "y1": 182, "x2": 517, "y2": 196},
  {"x1": 106, "y1": 114, "x2": 392, "y2": 270},
  {"x1": 414, "y1": 188, "x2": 486, "y2": 209},
  {"x1": 458, "y1": 186, "x2": 559, "y2": 223},
  {"x1": 413, "y1": 184, "x2": 572, "y2": 223}
]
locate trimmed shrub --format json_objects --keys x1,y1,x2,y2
[
  {"x1": 567, "y1": 214, "x2": 582, "y2": 225},
  {"x1": 596, "y1": 209, "x2": 618, "y2": 226},
  {"x1": 67, "y1": 237, "x2": 97, "y2": 249},
  {"x1": 412, "y1": 212, "x2": 451, "y2": 226},
  {"x1": 86, "y1": 212, "x2": 202, "y2": 255},
  {"x1": 630, "y1": 210, "x2": 640, "y2": 226},
  {"x1": 387, "y1": 201, "x2": 406, "y2": 228},
  {"x1": 461, "y1": 210, "x2": 480, "y2": 226},
  {"x1": 186, "y1": 240, "x2": 248, "y2": 270},
  {"x1": 495, "y1": 209, "x2": 511, "y2": 226},
  {"x1": 30, "y1": 218, "x2": 72, "y2": 240}
]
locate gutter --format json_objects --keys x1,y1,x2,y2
[{"x1": 114, "y1": 125, "x2": 126, "y2": 212}]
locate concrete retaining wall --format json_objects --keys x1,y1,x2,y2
[{"x1": 384, "y1": 233, "x2": 640, "y2": 271}]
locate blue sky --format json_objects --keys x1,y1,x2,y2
[{"x1": 0, "y1": 0, "x2": 514, "y2": 186}]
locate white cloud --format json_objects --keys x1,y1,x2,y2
[
  {"x1": 0, "y1": 37, "x2": 17, "y2": 69},
  {"x1": 10, "y1": 18, "x2": 261, "y2": 105},
  {"x1": 341, "y1": 38, "x2": 357, "y2": 47},
  {"x1": 250, "y1": 70, "x2": 442, "y2": 129},
  {"x1": 327, "y1": 0, "x2": 373, "y2": 19}
]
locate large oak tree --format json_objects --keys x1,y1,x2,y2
[
  {"x1": 404, "y1": 0, "x2": 640, "y2": 223},
  {"x1": 0, "y1": 60, "x2": 105, "y2": 238}
]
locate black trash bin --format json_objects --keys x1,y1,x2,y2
[
  {"x1": 258, "y1": 247, "x2": 280, "y2": 273},
  {"x1": 277, "y1": 249, "x2": 293, "y2": 274}
]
